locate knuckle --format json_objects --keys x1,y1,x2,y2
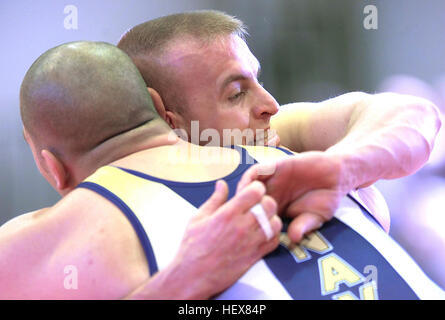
[
  {"x1": 218, "y1": 206, "x2": 237, "y2": 223},
  {"x1": 272, "y1": 215, "x2": 283, "y2": 234},
  {"x1": 267, "y1": 236, "x2": 281, "y2": 252},
  {"x1": 329, "y1": 157, "x2": 345, "y2": 184},
  {"x1": 234, "y1": 223, "x2": 249, "y2": 239},
  {"x1": 261, "y1": 195, "x2": 277, "y2": 216},
  {"x1": 249, "y1": 180, "x2": 266, "y2": 197}
]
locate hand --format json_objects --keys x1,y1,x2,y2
[
  {"x1": 237, "y1": 151, "x2": 352, "y2": 243},
  {"x1": 158, "y1": 179, "x2": 282, "y2": 299}
]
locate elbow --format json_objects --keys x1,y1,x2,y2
[
  {"x1": 417, "y1": 98, "x2": 442, "y2": 153},
  {"x1": 426, "y1": 102, "x2": 443, "y2": 165},
  {"x1": 430, "y1": 101, "x2": 443, "y2": 137},
  {"x1": 408, "y1": 97, "x2": 443, "y2": 168},
  {"x1": 382, "y1": 92, "x2": 442, "y2": 147}
]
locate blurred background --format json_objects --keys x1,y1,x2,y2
[{"x1": 1, "y1": 0, "x2": 444, "y2": 290}]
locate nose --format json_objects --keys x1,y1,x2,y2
[{"x1": 252, "y1": 85, "x2": 279, "y2": 121}]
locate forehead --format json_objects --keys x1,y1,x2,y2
[
  {"x1": 162, "y1": 34, "x2": 260, "y2": 84},
  {"x1": 166, "y1": 34, "x2": 256, "y2": 59}
]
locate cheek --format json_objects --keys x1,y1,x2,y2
[{"x1": 217, "y1": 109, "x2": 250, "y2": 131}]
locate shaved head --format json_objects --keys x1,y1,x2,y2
[{"x1": 20, "y1": 41, "x2": 159, "y2": 161}]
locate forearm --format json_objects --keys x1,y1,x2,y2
[
  {"x1": 326, "y1": 92, "x2": 442, "y2": 189},
  {"x1": 124, "y1": 258, "x2": 213, "y2": 300}
]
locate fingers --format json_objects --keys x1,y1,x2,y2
[
  {"x1": 285, "y1": 189, "x2": 340, "y2": 219},
  {"x1": 236, "y1": 164, "x2": 274, "y2": 193},
  {"x1": 199, "y1": 180, "x2": 229, "y2": 216},
  {"x1": 287, "y1": 212, "x2": 324, "y2": 243},
  {"x1": 202, "y1": 180, "x2": 281, "y2": 243},
  {"x1": 248, "y1": 195, "x2": 282, "y2": 241},
  {"x1": 236, "y1": 166, "x2": 260, "y2": 193},
  {"x1": 221, "y1": 180, "x2": 266, "y2": 217},
  {"x1": 259, "y1": 195, "x2": 277, "y2": 220},
  {"x1": 249, "y1": 204, "x2": 274, "y2": 240},
  {"x1": 255, "y1": 215, "x2": 282, "y2": 256},
  {"x1": 283, "y1": 189, "x2": 340, "y2": 243},
  {"x1": 201, "y1": 178, "x2": 284, "y2": 248},
  {"x1": 268, "y1": 215, "x2": 283, "y2": 240}
]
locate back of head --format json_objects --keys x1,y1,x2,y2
[
  {"x1": 20, "y1": 41, "x2": 159, "y2": 161},
  {"x1": 117, "y1": 10, "x2": 248, "y2": 111}
]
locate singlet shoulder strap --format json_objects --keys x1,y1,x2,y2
[{"x1": 77, "y1": 166, "x2": 159, "y2": 276}]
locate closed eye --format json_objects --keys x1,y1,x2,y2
[{"x1": 229, "y1": 91, "x2": 246, "y2": 102}]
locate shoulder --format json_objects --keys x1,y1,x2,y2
[{"x1": 0, "y1": 187, "x2": 149, "y2": 299}]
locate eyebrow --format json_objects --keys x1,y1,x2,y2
[
  {"x1": 220, "y1": 61, "x2": 262, "y2": 90},
  {"x1": 221, "y1": 74, "x2": 249, "y2": 89}
]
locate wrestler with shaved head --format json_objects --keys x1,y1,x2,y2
[
  {"x1": 20, "y1": 42, "x2": 159, "y2": 192},
  {"x1": 1, "y1": 40, "x2": 443, "y2": 300},
  {"x1": 4, "y1": 41, "x2": 282, "y2": 299}
]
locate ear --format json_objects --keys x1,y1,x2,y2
[
  {"x1": 23, "y1": 128, "x2": 70, "y2": 194},
  {"x1": 40, "y1": 149, "x2": 69, "y2": 192},
  {"x1": 147, "y1": 87, "x2": 184, "y2": 130},
  {"x1": 164, "y1": 110, "x2": 184, "y2": 130},
  {"x1": 147, "y1": 87, "x2": 166, "y2": 120}
]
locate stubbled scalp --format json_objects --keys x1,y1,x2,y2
[
  {"x1": 118, "y1": 10, "x2": 247, "y2": 58},
  {"x1": 117, "y1": 10, "x2": 248, "y2": 113},
  {"x1": 20, "y1": 41, "x2": 158, "y2": 160}
]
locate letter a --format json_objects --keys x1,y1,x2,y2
[
  {"x1": 318, "y1": 253, "x2": 365, "y2": 295},
  {"x1": 63, "y1": 265, "x2": 78, "y2": 290},
  {"x1": 64, "y1": 5, "x2": 78, "y2": 30},
  {"x1": 363, "y1": 5, "x2": 378, "y2": 30}
]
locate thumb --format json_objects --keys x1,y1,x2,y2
[
  {"x1": 287, "y1": 212, "x2": 324, "y2": 243},
  {"x1": 237, "y1": 163, "x2": 274, "y2": 193},
  {"x1": 199, "y1": 180, "x2": 229, "y2": 216}
]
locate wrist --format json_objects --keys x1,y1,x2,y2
[
  {"x1": 163, "y1": 257, "x2": 216, "y2": 299},
  {"x1": 125, "y1": 257, "x2": 214, "y2": 300},
  {"x1": 325, "y1": 144, "x2": 382, "y2": 190}
]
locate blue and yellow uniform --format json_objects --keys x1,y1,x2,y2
[{"x1": 77, "y1": 146, "x2": 444, "y2": 300}]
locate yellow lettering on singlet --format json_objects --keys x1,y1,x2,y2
[
  {"x1": 360, "y1": 281, "x2": 378, "y2": 300},
  {"x1": 331, "y1": 282, "x2": 379, "y2": 300},
  {"x1": 318, "y1": 253, "x2": 365, "y2": 295},
  {"x1": 280, "y1": 231, "x2": 333, "y2": 263},
  {"x1": 332, "y1": 291, "x2": 359, "y2": 300}
]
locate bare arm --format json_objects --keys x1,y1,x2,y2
[
  {"x1": 125, "y1": 180, "x2": 281, "y2": 299},
  {"x1": 262, "y1": 92, "x2": 442, "y2": 238},
  {"x1": 271, "y1": 91, "x2": 442, "y2": 188},
  {"x1": 0, "y1": 181, "x2": 281, "y2": 299},
  {"x1": 0, "y1": 189, "x2": 149, "y2": 299}
]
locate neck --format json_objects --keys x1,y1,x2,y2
[{"x1": 67, "y1": 119, "x2": 178, "y2": 191}]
